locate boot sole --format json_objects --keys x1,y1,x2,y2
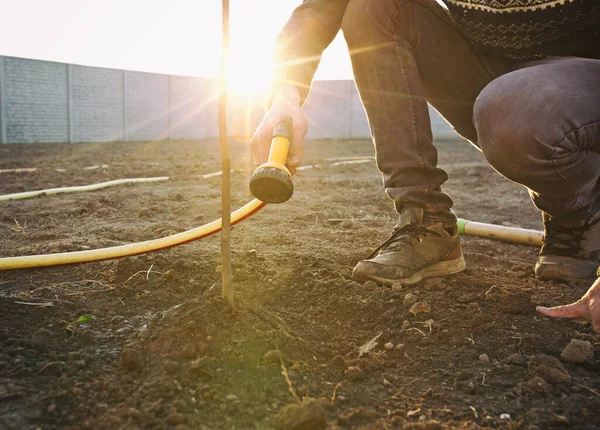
[
  {"x1": 535, "y1": 255, "x2": 599, "y2": 281},
  {"x1": 353, "y1": 255, "x2": 466, "y2": 286}
]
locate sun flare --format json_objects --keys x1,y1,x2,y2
[{"x1": 226, "y1": 44, "x2": 272, "y2": 100}]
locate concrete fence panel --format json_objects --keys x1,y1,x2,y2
[
  {"x1": 0, "y1": 55, "x2": 461, "y2": 144},
  {"x1": 71, "y1": 65, "x2": 124, "y2": 143},
  {"x1": 125, "y1": 71, "x2": 169, "y2": 142},
  {"x1": 3, "y1": 57, "x2": 69, "y2": 143}
]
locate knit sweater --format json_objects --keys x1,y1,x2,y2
[{"x1": 442, "y1": 0, "x2": 600, "y2": 59}]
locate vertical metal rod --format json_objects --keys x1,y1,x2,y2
[{"x1": 219, "y1": 0, "x2": 233, "y2": 306}]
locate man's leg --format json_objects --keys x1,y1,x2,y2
[
  {"x1": 474, "y1": 57, "x2": 600, "y2": 280},
  {"x1": 341, "y1": 0, "x2": 510, "y2": 284}
]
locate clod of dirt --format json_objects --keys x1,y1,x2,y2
[
  {"x1": 403, "y1": 293, "x2": 418, "y2": 307},
  {"x1": 501, "y1": 291, "x2": 534, "y2": 315},
  {"x1": 423, "y1": 278, "x2": 445, "y2": 290},
  {"x1": 166, "y1": 412, "x2": 186, "y2": 425},
  {"x1": 38, "y1": 361, "x2": 65, "y2": 376},
  {"x1": 401, "y1": 320, "x2": 410, "y2": 330},
  {"x1": 190, "y1": 355, "x2": 214, "y2": 370},
  {"x1": 264, "y1": 350, "x2": 282, "y2": 364},
  {"x1": 67, "y1": 351, "x2": 81, "y2": 362},
  {"x1": 528, "y1": 354, "x2": 571, "y2": 385},
  {"x1": 560, "y1": 339, "x2": 594, "y2": 364},
  {"x1": 332, "y1": 355, "x2": 346, "y2": 367},
  {"x1": 30, "y1": 328, "x2": 53, "y2": 351},
  {"x1": 346, "y1": 366, "x2": 365, "y2": 381},
  {"x1": 405, "y1": 422, "x2": 443, "y2": 430},
  {"x1": 364, "y1": 280, "x2": 378, "y2": 290},
  {"x1": 163, "y1": 360, "x2": 179, "y2": 373},
  {"x1": 524, "y1": 376, "x2": 550, "y2": 395},
  {"x1": 479, "y1": 354, "x2": 490, "y2": 364},
  {"x1": 120, "y1": 348, "x2": 143, "y2": 373},
  {"x1": 505, "y1": 353, "x2": 524, "y2": 365},
  {"x1": 391, "y1": 281, "x2": 403, "y2": 291},
  {"x1": 235, "y1": 269, "x2": 250, "y2": 281},
  {"x1": 409, "y1": 301, "x2": 431, "y2": 315},
  {"x1": 275, "y1": 398, "x2": 327, "y2": 430},
  {"x1": 297, "y1": 385, "x2": 309, "y2": 397}
]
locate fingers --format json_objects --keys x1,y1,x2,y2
[
  {"x1": 286, "y1": 132, "x2": 304, "y2": 167},
  {"x1": 249, "y1": 123, "x2": 275, "y2": 165},
  {"x1": 536, "y1": 300, "x2": 588, "y2": 320}
]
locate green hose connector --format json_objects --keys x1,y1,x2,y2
[{"x1": 457, "y1": 218, "x2": 469, "y2": 235}]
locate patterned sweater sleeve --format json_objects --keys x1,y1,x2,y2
[{"x1": 271, "y1": 0, "x2": 349, "y2": 106}]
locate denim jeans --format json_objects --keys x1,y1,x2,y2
[{"x1": 341, "y1": 0, "x2": 600, "y2": 227}]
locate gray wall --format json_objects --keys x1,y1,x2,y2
[{"x1": 0, "y1": 55, "x2": 459, "y2": 144}]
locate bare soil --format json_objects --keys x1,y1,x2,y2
[{"x1": 0, "y1": 138, "x2": 599, "y2": 429}]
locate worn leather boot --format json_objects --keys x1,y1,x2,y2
[
  {"x1": 352, "y1": 207, "x2": 466, "y2": 286},
  {"x1": 535, "y1": 212, "x2": 600, "y2": 281}
]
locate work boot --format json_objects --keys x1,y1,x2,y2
[
  {"x1": 535, "y1": 212, "x2": 600, "y2": 281},
  {"x1": 352, "y1": 207, "x2": 466, "y2": 286}
]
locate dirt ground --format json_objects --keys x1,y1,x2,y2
[{"x1": 0, "y1": 138, "x2": 599, "y2": 430}]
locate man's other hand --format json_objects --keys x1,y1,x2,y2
[
  {"x1": 537, "y1": 276, "x2": 600, "y2": 332},
  {"x1": 250, "y1": 84, "x2": 308, "y2": 174}
]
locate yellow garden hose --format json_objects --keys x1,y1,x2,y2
[{"x1": 0, "y1": 198, "x2": 266, "y2": 270}]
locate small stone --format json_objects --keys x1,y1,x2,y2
[
  {"x1": 332, "y1": 355, "x2": 346, "y2": 367},
  {"x1": 226, "y1": 394, "x2": 239, "y2": 401},
  {"x1": 401, "y1": 320, "x2": 410, "y2": 330},
  {"x1": 235, "y1": 269, "x2": 250, "y2": 282},
  {"x1": 276, "y1": 398, "x2": 327, "y2": 430},
  {"x1": 391, "y1": 282, "x2": 403, "y2": 291},
  {"x1": 394, "y1": 343, "x2": 405, "y2": 351},
  {"x1": 479, "y1": 354, "x2": 490, "y2": 364},
  {"x1": 528, "y1": 354, "x2": 571, "y2": 385},
  {"x1": 409, "y1": 301, "x2": 431, "y2": 315},
  {"x1": 560, "y1": 339, "x2": 593, "y2": 364},
  {"x1": 500, "y1": 413, "x2": 511, "y2": 420},
  {"x1": 215, "y1": 265, "x2": 223, "y2": 273},
  {"x1": 525, "y1": 376, "x2": 550, "y2": 395},
  {"x1": 364, "y1": 280, "x2": 377, "y2": 290},
  {"x1": 67, "y1": 351, "x2": 81, "y2": 362},
  {"x1": 460, "y1": 381, "x2": 475, "y2": 394},
  {"x1": 403, "y1": 293, "x2": 418, "y2": 307},
  {"x1": 120, "y1": 349, "x2": 142, "y2": 373},
  {"x1": 264, "y1": 350, "x2": 282, "y2": 364},
  {"x1": 384, "y1": 342, "x2": 394, "y2": 351},
  {"x1": 346, "y1": 366, "x2": 365, "y2": 381}
]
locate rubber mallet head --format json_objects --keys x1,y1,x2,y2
[{"x1": 249, "y1": 116, "x2": 294, "y2": 203}]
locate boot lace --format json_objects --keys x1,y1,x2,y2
[
  {"x1": 542, "y1": 223, "x2": 584, "y2": 256},
  {"x1": 366, "y1": 226, "x2": 444, "y2": 260}
]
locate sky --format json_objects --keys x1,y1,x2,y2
[{"x1": 0, "y1": 0, "x2": 353, "y2": 94}]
